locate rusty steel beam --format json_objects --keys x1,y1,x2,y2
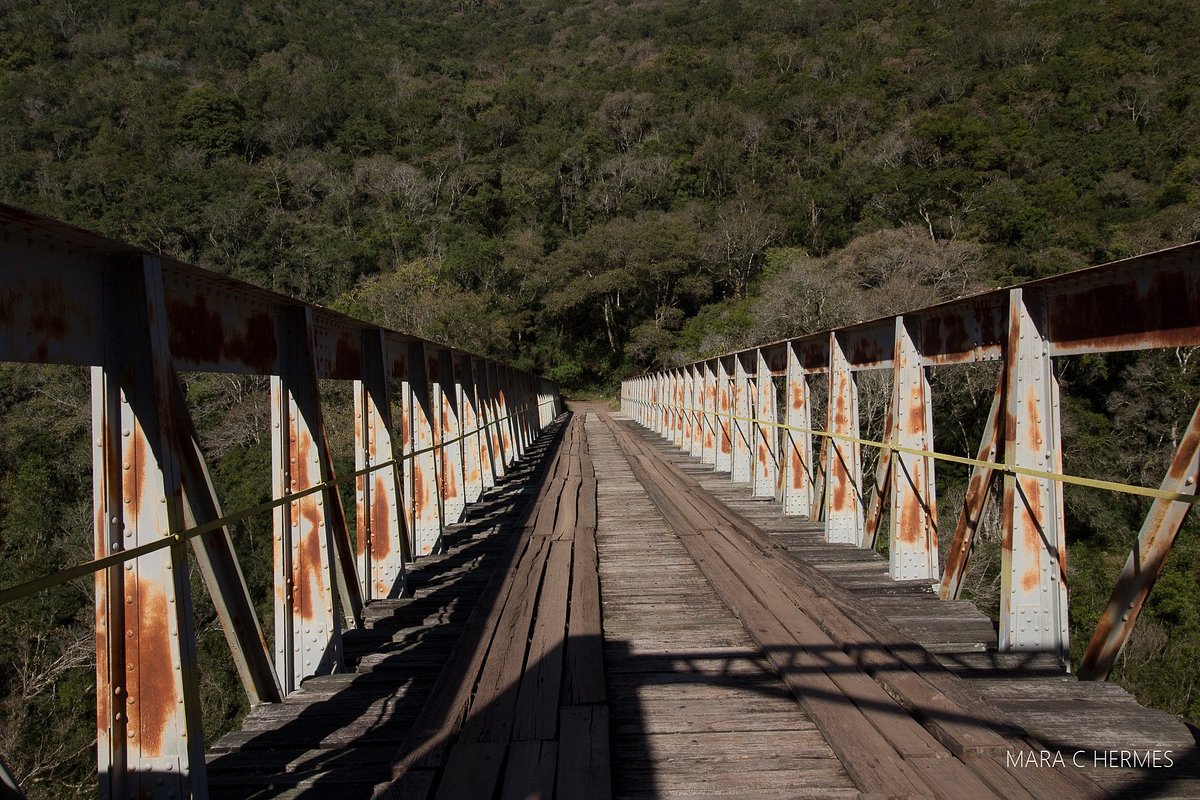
[
  {"x1": 458, "y1": 355, "x2": 485, "y2": 503},
  {"x1": 825, "y1": 332, "x2": 865, "y2": 545},
  {"x1": 731, "y1": 355, "x2": 753, "y2": 484},
  {"x1": 271, "y1": 307, "x2": 347, "y2": 693},
  {"x1": 715, "y1": 359, "x2": 733, "y2": 473},
  {"x1": 408, "y1": 341, "x2": 442, "y2": 556},
  {"x1": 753, "y1": 349, "x2": 778, "y2": 498},
  {"x1": 862, "y1": 408, "x2": 893, "y2": 551},
  {"x1": 631, "y1": 241, "x2": 1200, "y2": 378},
  {"x1": 690, "y1": 365, "x2": 705, "y2": 459},
  {"x1": 428, "y1": 347, "x2": 466, "y2": 526},
  {"x1": 887, "y1": 316, "x2": 939, "y2": 581},
  {"x1": 1079, "y1": 400, "x2": 1200, "y2": 680},
  {"x1": 355, "y1": 330, "x2": 408, "y2": 602},
  {"x1": 93, "y1": 256, "x2": 206, "y2": 799},
  {"x1": 1000, "y1": 288, "x2": 1069, "y2": 662},
  {"x1": 701, "y1": 361, "x2": 717, "y2": 466},
  {"x1": 782, "y1": 342, "x2": 814, "y2": 516}
]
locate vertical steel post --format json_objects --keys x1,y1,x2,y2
[
  {"x1": 470, "y1": 356, "x2": 496, "y2": 493},
  {"x1": 455, "y1": 353, "x2": 482, "y2": 505},
  {"x1": 782, "y1": 342, "x2": 814, "y2": 516},
  {"x1": 354, "y1": 330, "x2": 408, "y2": 601},
  {"x1": 825, "y1": 332, "x2": 864, "y2": 545},
  {"x1": 93, "y1": 256, "x2": 206, "y2": 800},
  {"x1": 753, "y1": 349, "x2": 778, "y2": 497},
  {"x1": 888, "y1": 316, "x2": 939, "y2": 580},
  {"x1": 271, "y1": 306, "x2": 347, "y2": 693},
  {"x1": 689, "y1": 365, "x2": 703, "y2": 458},
  {"x1": 999, "y1": 288, "x2": 1068, "y2": 662},
  {"x1": 732, "y1": 354, "x2": 753, "y2": 484},
  {"x1": 701, "y1": 361, "x2": 717, "y2": 466},
  {"x1": 428, "y1": 348, "x2": 465, "y2": 526},
  {"x1": 408, "y1": 341, "x2": 443, "y2": 555},
  {"x1": 672, "y1": 369, "x2": 685, "y2": 448},
  {"x1": 715, "y1": 357, "x2": 733, "y2": 473}
]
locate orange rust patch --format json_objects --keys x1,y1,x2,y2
[
  {"x1": 372, "y1": 475, "x2": 390, "y2": 562},
  {"x1": 1021, "y1": 569, "x2": 1039, "y2": 592},
  {"x1": 132, "y1": 579, "x2": 177, "y2": 758},
  {"x1": 899, "y1": 472, "x2": 922, "y2": 545},
  {"x1": 296, "y1": 495, "x2": 325, "y2": 621},
  {"x1": 413, "y1": 461, "x2": 429, "y2": 517},
  {"x1": 1025, "y1": 390, "x2": 1044, "y2": 451},
  {"x1": 442, "y1": 457, "x2": 459, "y2": 500},
  {"x1": 791, "y1": 384, "x2": 804, "y2": 410},
  {"x1": 791, "y1": 452, "x2": 804, "y2": 488}
]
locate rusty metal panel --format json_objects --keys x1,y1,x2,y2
[
  {"x1": 782, "y1": 342, "x2": 814, "y2": 516},
  {"x1": 999, "y1": 288, "x2": 1068, "y2": 662},
  {"x1": 841, "y1": 320, "x2": 894, "y2": 371},
  {"x1": 162, "y1": 271, "x2": 282, "y2": 376},
  {"x1": 795, "y1": 336, "x2": 830, "y2": 374},
  {"x1": 1044, "y1": 244, "x2": 1200, "y2": 355},
  {"x1": 732, "y1": 355, "x2": 753, "y2": 484},
  {"x1": 1079, "y1": 399, "x2": 1200, "y2": 679},
  {"x1": 753, "y1": 350, "x2": 778, "y2": 498},
  {"x1": 0, "y1": 247, "x2": 104, "y2": 366},
  {"x1": 825, "y1": 332, "x2": 865, "y2": 545},
  {"x1": 354, "y1": 330, "x2": 408, "y2": 601},
  {"x1": 888, "y1": 317, "x2": 939, "y2": 581},
  {"x1": 941, "y1": 381, "x2": 1005, "y2": 600},
  {"x1": 919, "y1": 297, "x2": 1006, "y2": 366},
  {"x1": 93, "y1": 257, "x2": 206, "y2": 799},
  {"x1": 409, "y1": 341, "x2": 443, "y2": 555},
  {"x1": 271, "y1": 307, "x2": 345, "y2": 694},
  {"x1": 311, "y1": 312, "x2": 363, "y2": 380},
  {"x1": 762, "y1": 342, "x2": 788, "y2": 375}
]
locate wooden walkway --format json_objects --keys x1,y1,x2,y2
[{"x1": 204, "y1": 406, "x2": 1200, "y2": 800}]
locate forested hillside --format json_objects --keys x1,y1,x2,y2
[{"x1": 2, "y1": 0, "x2": 1199, "y2": 795}]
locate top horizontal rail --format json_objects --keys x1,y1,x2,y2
[
  {"x1": 647, "y1": 240, "x2": 1200, "y2": 374},
  {"x1": 0, "y1": 203, "x2": 545, "y2": 382}
]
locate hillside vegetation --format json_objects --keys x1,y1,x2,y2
[{"x1": 1, "y1": 0, "x2": 1199, "y2": 794}]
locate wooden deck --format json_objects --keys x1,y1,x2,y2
[{"x1": 204, "y1": 406, "x2": 1200, "y2": 799}]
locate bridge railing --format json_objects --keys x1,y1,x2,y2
[
  {"x1": 0, "y1": 204, "x2": 561, "y2": 798},
  {"x1": 622, "y1": 242, "x2": 1200, "y2": 683}
]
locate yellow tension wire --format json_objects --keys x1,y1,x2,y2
[{"x1": 626, "y1": 398, "x2": 1199, "y2": 506}]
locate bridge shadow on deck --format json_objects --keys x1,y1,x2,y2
[{"x1": 204, "y1": 421, "x2": 566, "y2": 798}]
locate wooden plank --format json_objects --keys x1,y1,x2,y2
[
  {"x1": 434, "y1": 741, "x2": 507, "y2": 800},
  {"x1": 564, "y1": 512, "x2": 605, "y2": 705},
  {"x1": 512, "y1": 540, "x2": 572, "y2": 741},
  {"x1": 500, "y1": 741, "x2": 558, "y2": 800},
  {"x1": 557, "y1": 706, "x2": 611, "y2": 800},
  {"x1": 458, "y1": 528, "x2": 550, "y2": 744}
]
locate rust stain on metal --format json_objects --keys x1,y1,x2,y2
[
  {"x1": 791, "y1": 450, "x2": 804, "y2": 489},
  {"x1": 372, "y1": 474, "x2": 390, "y2": 562},
  {"x1": 132, "y1": 578, "x2": 176, "y2": 758},
  {"x1": 293, "y1": 434, "x2": 324, "y2": 622},
  {"x1": 1050, "y1": 268, "x2": 1200, "y2": 350},
  {"x1": 413, "y1": 461, "x2": 428, "y2": 517},
  {"x1": 442, "y1": 455, "x2": 458, "y2": 500},
  {"x1": 333, "y1": 337, "x2": 361, "y2": 379},
  {"x1": 168, "y1": 293, "x2": 278, "y2": 370}
]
